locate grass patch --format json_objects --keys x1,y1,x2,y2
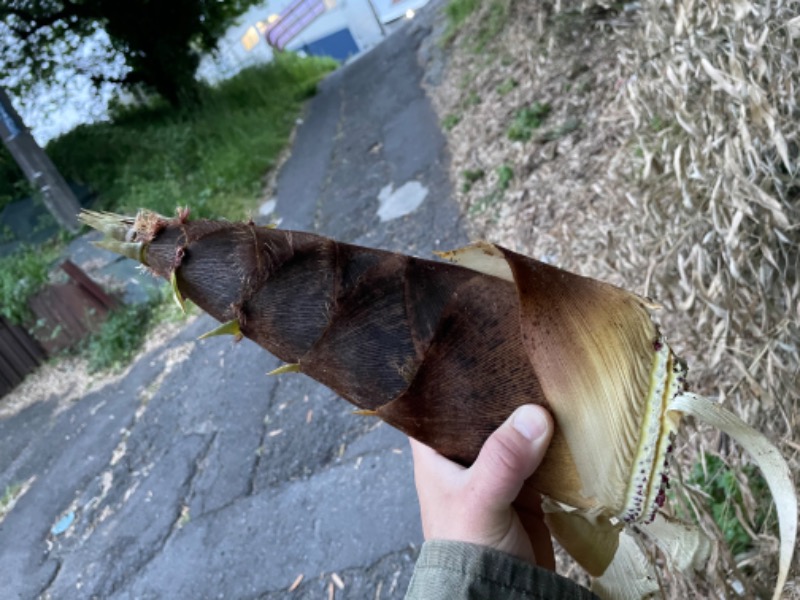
[
  {"x1": 473, "y1": 1, "x2": 510, "y2": 53},
  {"x1": 443, "y1": 0, "x2": 481, "y2": 44},
  {"x1": 507, "y1": 102, "x2": 551, "y2": 142},
  {"x1": 46, "y1": 53, "x2": 336, "y2": 221}
]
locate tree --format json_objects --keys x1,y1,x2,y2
[{"x1": 0, "y1": 0, "x2": 261, "y2": 107}]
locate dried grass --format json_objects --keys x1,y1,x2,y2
[{"x1": 429, "y1": 0, "x2": 799, "y2": 596}]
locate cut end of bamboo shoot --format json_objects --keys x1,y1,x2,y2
[
  {"x1": 92, "y1": 239, "x2": 147, "y2": 264},
  {"x1": 79, "y1": 209, "x2": 135, "y2": 241}
]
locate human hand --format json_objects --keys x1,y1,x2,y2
[{"x1": 409, "y1": 404, "x2": 555, "y2": 568}]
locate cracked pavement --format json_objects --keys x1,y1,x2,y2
[{"x1": 0, "y1": 4, "x2": 464, "y2": 599}]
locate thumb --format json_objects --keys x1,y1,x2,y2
[{"x1": 468, "y1": 405, "x2": 553, "y2": 511}]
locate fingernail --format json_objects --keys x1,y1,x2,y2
[{"x1": 513, "y1": 405, "x2": 548, "y2": 441}]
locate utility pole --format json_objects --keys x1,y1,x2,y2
[{"x1": 0, "y1": 86, "x2": 80, "y2": 233}]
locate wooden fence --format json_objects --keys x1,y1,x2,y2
[
  {"x1": 0, "y1": 260, "x2": 119, "y2": 397},
  {"x1": 0, "y1": 315, "x2": 45, "y2": 398}
]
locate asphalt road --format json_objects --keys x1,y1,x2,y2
[{"x1": 0, "y1": 4, "x2": 467, "y2": 599}]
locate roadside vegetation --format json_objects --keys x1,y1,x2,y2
[
  {"x1": 48, "y1": 53, "x2": 336, "y2": 220},
  {"x1": 438, "y1": 0, "x2": 798, "y2": 596},
  {"x1": 0, "y1": 53, "x2": 336, "y2": 374}
]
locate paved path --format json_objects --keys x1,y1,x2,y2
[{"x1": 0, "y1": 4, "x2": 464, "y2": 599}]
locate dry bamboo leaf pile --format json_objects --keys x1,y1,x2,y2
[{"x1": 81, "y1": 208, "x2": 796, "y2": 600}]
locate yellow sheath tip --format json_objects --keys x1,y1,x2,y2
[
  {"x1": 267, "y1": 363, "x2": 301, "y2": 376},
  {"x1": 170, "y1": 271, "x2": 186, "y2": 314},
  {"x1": 198, "y1": 319, "x2": 242, "y2": 340}
]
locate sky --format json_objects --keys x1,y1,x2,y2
[{"x1": 7, "y1": 28, "x2": 127, "y2": 145}]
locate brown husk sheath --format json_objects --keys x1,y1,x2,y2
[{"x1": 131, "y1": 212, "x2": 591, "y2": 507}]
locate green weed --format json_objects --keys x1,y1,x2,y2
[
  {"x1": 461, "y1": 168, "x2": 485, "y2": 192},
  {"x1": 496, "y1": 78, "x2": 518, "y2": 96},
  {"x1": 468, "y1": 190, "x2": 502, "y2": 215},
  {"x1": 507, "y1": 102, "x2": 551, "y2": 142},
  {"x1": 84, "y1": 285, "x2": 194, "y2": 373},
  {"x1": 497, "y1": 164, "x2": 513, "y2": 190},
  {"x1": 473, "y1": 1, "x2": 510, "y2": 53},
  {"x1": 86, "y1": 302, "x2": 153, "y2": 373},
  {"x1": 464, "y1": 91, "x2": 481, "y2": 107},
  {"x1": 0, "y1": 245, "x2": 58, "y2": 325},
  {"x1": 468, "y1": 165, "x2": 512, "y2": 214},
  {"x1": 0, "y1": 483, "x2": 23, "y2": 520},
  {"x1": 688, "y1": 454, "x2": 775, "y2": 556},
  {"x1": 539, "y1": 117, "x2": 581, "y2": 142},
  {"x1": 442, "y1": 114, "x2": 462, "y2": 131},
  {"x1": 443, "y1": 0, "x2": 481, "y2": 44}
]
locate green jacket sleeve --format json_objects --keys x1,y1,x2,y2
[{"x1": 405, "y1": 540, "x2": 599, "y2": 600}]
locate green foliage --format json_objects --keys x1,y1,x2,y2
[
  {"x1": 442, "y1": 114, "x2": 461, "y2": 131},
  {"x1": 468, "y1": 165, "x2": 513, "y2": 215},
  {"x1": 46, "y1": 54, "x2": 336, "y2": 221},
  {"x1": 1, "y1": 0, "x2": 263, "y2": 106},
  {"x1": 442, "y1": 0, "x2": 509, "y2": 52},
  {"x1": 85, "y1": 286, "x2": 193, "y2": 373},
  {"x1": 443, "y1": 0, "x2": 481, "y2": 44},
  {"x1": 473, "y1": 1, "x2": 510, "y2": 53},
  {"x1": 86, "y1": 302, "x2": 153, "y2": 373},
  {"x1": 496, "y1": 78, "x2": 518, "y2": 96},
  {"x1": 688, "y1": 454, "x2": 775, "y2": 556},
  {"x1": 0, "y1": 145, "x2": 30, "y2": 213},
  {"x1": 461, "y1": 168, "x2": 485, "y2": 192},
  {"x1": 496, "y1": 164, "x2": 513, "y2": 190},
  {"x1": 650, "y1": 115, "x2": 667, "y2": 132},
  {"x1": 465, "y1": 91, "x2": 481, "y2": 107},
  {"x1": 0, "y1": 245, "x2": 57, "y2": 325},
  {"x1": 507, "y1": 102, "x2": 551, "y2": 142}
]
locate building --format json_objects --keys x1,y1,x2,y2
[{"x1": 197, "y1": 0, "x2": 429, "y2": 83}]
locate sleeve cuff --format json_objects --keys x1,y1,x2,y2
[{"x1": 405, "y1": 539, "x2": 598, "y2": 599}]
